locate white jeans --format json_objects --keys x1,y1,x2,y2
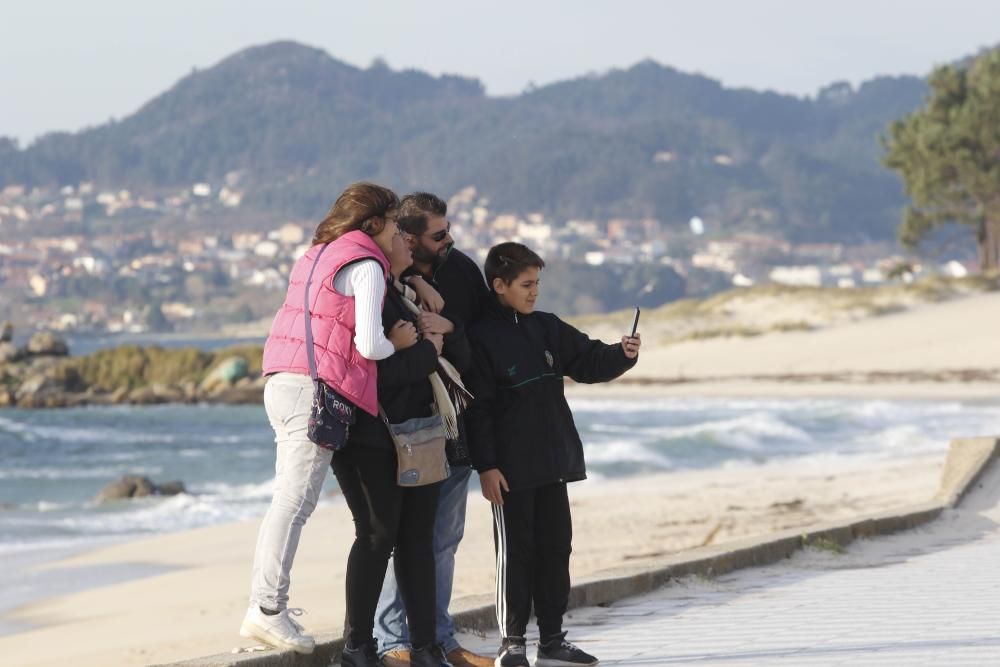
[{"x1": 249, "y1": 372, "x2": 332, "y2": 611}]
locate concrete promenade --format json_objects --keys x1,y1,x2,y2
[
  {"x1": 457, "y1": 445, "x2": 1000, "y2": 665},
  {"x1": 169, "y1": 438, "x2": 1000, "y2": 666}
]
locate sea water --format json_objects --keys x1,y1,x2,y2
[{"x1": 2, "y1": 396, "x2": 1000, "y2": 622}]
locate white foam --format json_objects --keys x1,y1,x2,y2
[
  {"x1": 584, "y1": 439, "x2": 673, "y2": 469},
  {"x1": 207, "y1": 435, "x2": 244, "y2": 444},
  {"x1": 178, "y1": 449, "x2": 207, "y2": 458},
  {"x1": 0, "y1": 416, "x2": 177, "y2": 446},
  {"x1": 0, "y1": 465, "x2": 163, "y2": 480},
  {"x1": 654, "y1": 412, "x2": 811, "y2": 452},
  {"x1": 6, "y1": 397, "x2": 1000, "y2": 559},
  {"x1": 237, "y1": 450, "x2": 270, "y2": 459},
  {"x1": 193, "y1": 478, "x2": 275, "y2": 500},
  {"x1": 867, "y1": 424, "x2": 940, "y2": 452},
  {"x1": 34, "y1": 501, "x2": 75, "y2": 512},
  {"x1": 0, "y1": 536, "x2": 104, "y2": 556},
  {"x1": 46, "y1": 492, "x2": 265, "y2": 535}
]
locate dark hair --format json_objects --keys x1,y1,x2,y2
[
  {"x1": 484, "y1": 242, "x2": 546, "y2": 289},
  {"x1": 397, "y1": 192, "x2": 447, "y2": 236},
  {"x1": 312, "y1": 182, "x2": 399, "y2": 244}
]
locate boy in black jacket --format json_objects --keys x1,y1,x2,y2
[{"x1": 466, "y1": 242, "x2": 641, "y2": 667}]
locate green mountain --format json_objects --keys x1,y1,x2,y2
[{"x1": 0, "y1": 40, "x2": 929, "y2": 242}]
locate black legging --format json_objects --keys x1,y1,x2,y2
[{"x1": 331, "y1": 445, "x2": 441, "y2": 648}]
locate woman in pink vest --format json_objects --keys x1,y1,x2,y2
[{"x1": 241, "y1": 182, "x2": 421, "y2": 654}]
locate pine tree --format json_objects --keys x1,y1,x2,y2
[{"x1": 883, "y1": 50, "x2": 1000, "y2": 271}]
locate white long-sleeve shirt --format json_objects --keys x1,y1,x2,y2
[{"x1": 332, "y1": 260, "x2": 396, "y2": 361}]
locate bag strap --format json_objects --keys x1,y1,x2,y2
[
  {"x1": 303, "y1": 243, "x2": 331, "y2": 382},
  {"x1": 378, "y1": 404, "x2": 392, "y2": 428},
  {"x1": 378, "y1": 404, "x2": 401, "y2": 449}
]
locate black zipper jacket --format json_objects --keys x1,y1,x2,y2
[
  {"x1": 465, "y1": 299, "x2": 637, "y2": 491},
  {"x1": 404, "y1": 247, "x2": 490, "y2": 465},
  {"x1": 420, "y1": 247, "x2": 491, "y2": 331},
  {"x1": 347, "y1": 283, "x2": 472, "y2": 451}
]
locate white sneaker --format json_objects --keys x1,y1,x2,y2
[{"x1": 239, "y1": 605, "x2": 315, "y2": 654}]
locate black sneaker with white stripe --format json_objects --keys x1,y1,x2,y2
[
  {"x1": 495, "y1": 636, "x2": 529, "y2": 667},
  {"x1": 534, "y1": 633, "x2": 598, "y2": 666}
]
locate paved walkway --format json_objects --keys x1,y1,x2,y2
[{"x1": 456, "y1": 473, "x2": 1000, "y2": 665}]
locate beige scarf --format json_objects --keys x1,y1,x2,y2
[{"x1": 393, "y1": 279, "x2": 473, "y2": 439}]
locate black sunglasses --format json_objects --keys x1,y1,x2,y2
[{"x1": 426, "y1": 221, "x2": 451, "y2": 243}]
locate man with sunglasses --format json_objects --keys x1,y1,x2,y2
[{"x1": 374, "y1": 192, "x2": 493, "y2": 667}]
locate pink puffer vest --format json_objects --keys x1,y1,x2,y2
[{"x1": 262, "y1": 230, "x2": 390, "y2": 416}]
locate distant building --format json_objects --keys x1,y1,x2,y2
[
  {"x1": 246, "y1": 268, "x2": 284, "y2": 289},
  {"x1": 254, "y1": 240, "x2": 280, "y2": 259},
  {"x1": 219, "y1": 187, "x2": 242, "y2": 208},
  {"x1": 517, "y1": 221, "x2": 551, "y2": 244},
  {"x1": 178, "y1": 239, "x2": 205, "y2": 256},
  {"x1": 162, "y1": 302, "x2": 196, "y2": 320},
  {"x1": 29, "y1": 274, "x2": 48, "y2": 297},
  {"x1": 492, "y1": 215, "x2": 519, "y2": 234},
  {"x1": 567, "y1": 220, "x2": 599, "y2": 239},
  {"x1": 942, "y1": 260, "x2": 969, "y2": 278},
  {"x1": 73, "y1": 256, "x2": 107, "y2": 275},
  {"x1": 232, "y1": 232, "x2": 262, "y2": 251},
  {"x1": 448, "y1": 186, "x2": 477, "y2": 209},
  {"x1": 472, "y1": 206, "x2": 490, "y2": 226},
  {"x1": 862, "y1": 268, "x2": 886, "y2": 284},
  {"x1": 692, "y1": 252, "x2": 736, "y2": 274},
  {"x1": 769, "y1": 265, "x2": 822, "y2": 287},
  {"x1": 276, "y1": 223, "x2": 305, "y2": 246}
]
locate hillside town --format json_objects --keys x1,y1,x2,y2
[{"x1": 0, "y1": 179, "x2": 972, "y2": 336}]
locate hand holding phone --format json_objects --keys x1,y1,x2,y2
[{"x1": 622, "y1": 307, "x2": 641, "y2": 359}]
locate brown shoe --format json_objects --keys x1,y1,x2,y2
[
  {"x1": 446, "y1": 646, "x2": 494, "y2": 667},
  {"x1": 381, "y1": 648, "x2": 411, "y2": 667}
]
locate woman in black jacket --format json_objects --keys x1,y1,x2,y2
[{"x1": 332, "y1": 230, "x2": 471, "y2": 667}]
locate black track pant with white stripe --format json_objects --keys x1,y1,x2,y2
[{"x1": 491, "y1": 481, "x2": 572, "y2": 641}]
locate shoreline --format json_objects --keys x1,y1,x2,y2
[
  {"x1": 2, "y1": 372, "x2": 999, "y2": 410},
  {"x1": 5, "y1": 288, "x2": 1000, "y2": 409},
  {"x1": 0, "y1": 454, "x2": 944, "y2": 667},
  {"x1": 566, "y1": 379, "x2": 1000, "y2": 402}
]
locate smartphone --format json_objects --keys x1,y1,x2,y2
[{"x1": 630, "y1": 307, "x2": 641, "y2": 337}]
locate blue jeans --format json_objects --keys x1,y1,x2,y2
[{"x1": 375, "y1": 464, "x2": 472, "y2": 654}]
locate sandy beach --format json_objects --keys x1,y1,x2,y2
[
  {"x1": 0, "y1": 454, "x2": 943, "y2": 667},
  {"x1": 3, "y1": 289, "x2": 1000, "y2": 666},
  {"x1": 636, "y1": 291, "x2": 1000, "y2": 379},
  {"x1": 577, "y1": 289, "x2": 1000, "y2": 400}
]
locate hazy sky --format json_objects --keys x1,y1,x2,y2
[{"x1": 3, "y1": 1, "x2": 998, "y2": 145}]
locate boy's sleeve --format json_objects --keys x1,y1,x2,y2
[
  {"x1": 554, "y1": 315, "x2": 637, "y2": 384},
  {"x1": 465, "y1": 336, "x2": 499, "y2": 472}
]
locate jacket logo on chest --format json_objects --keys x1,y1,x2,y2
[
  {"x1": 544, "y1": 351, "x2": 554, "y2": 368},
  {"x1": 507, "y1": 364, "x2": 517, "y2": 377}
]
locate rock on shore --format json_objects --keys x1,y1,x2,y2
[
  {"x1": 0, "y1": 333, "x2": 265, "y2": 409},
  {"x1": 95, "y1": 475, "x2": 187, "y2": 503}
]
